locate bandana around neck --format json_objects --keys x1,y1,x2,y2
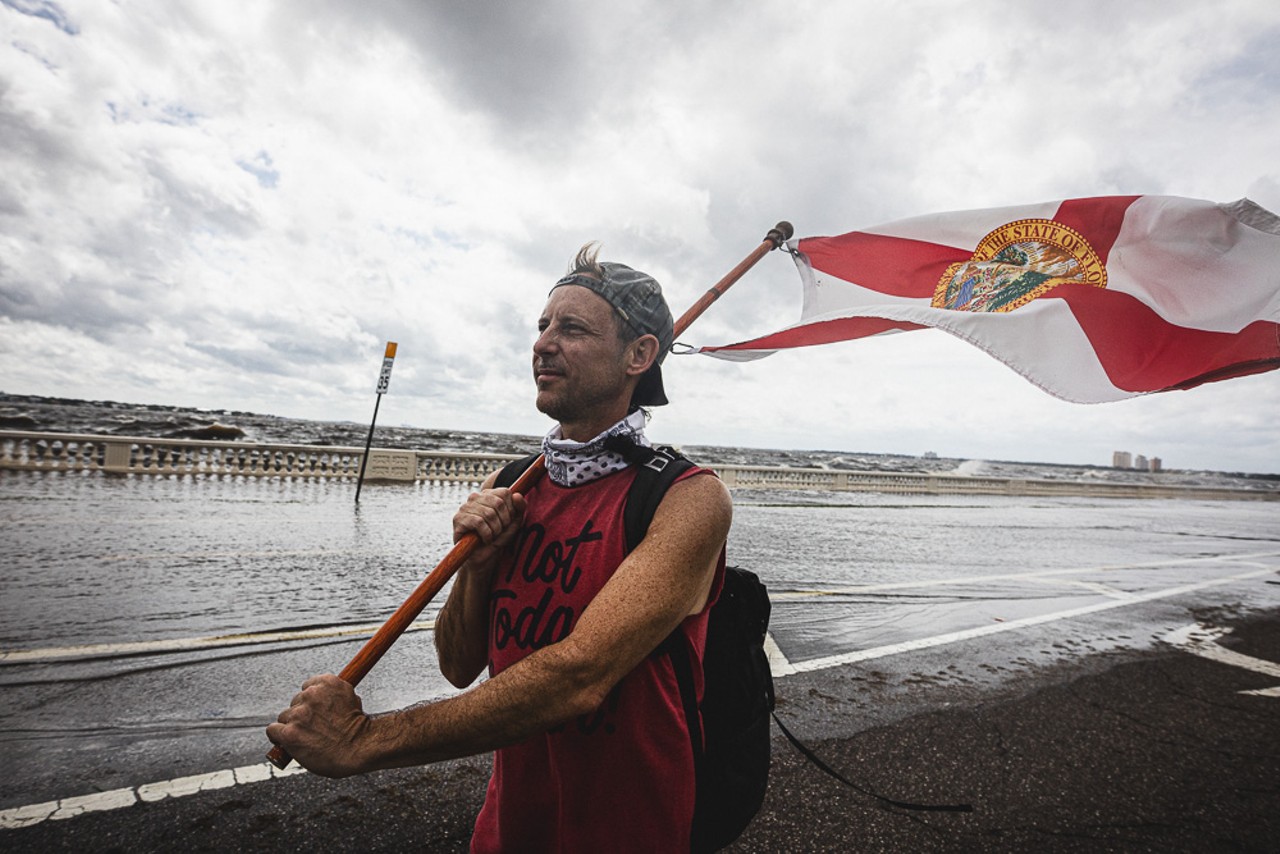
[{"x1": 542, "y1": 410, "x2": 650, "y2": 487}]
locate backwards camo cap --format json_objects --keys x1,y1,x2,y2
[{"x1": 552, "y1": 261, "x2": 674, "y2": 407}]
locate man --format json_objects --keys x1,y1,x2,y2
[{"x1": 267, "y1": 244, "x2": 732, "y2": 852}]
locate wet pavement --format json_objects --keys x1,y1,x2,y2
[{"x1": 4, "y1": 604, "x2": 1278, "y2": 852}]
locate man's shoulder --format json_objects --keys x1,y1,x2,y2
[
  {"x1": 659, "y1": 467, "x2": 731, "y2": 511},
  {"x1": 647, "y1": 464, "x2": 732, "y2": 541}
]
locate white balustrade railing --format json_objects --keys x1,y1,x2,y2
[
  {"x1": 0, "y1": 430, "x2": 1274, "y2": 500},
  {"x1": 0, "y1": 430, "x2": 520, "y2": 484},
  {"x1": 712, "y1": 462, "x2": 1276, "y2": 501}
]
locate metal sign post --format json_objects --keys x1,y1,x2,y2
[{"x1": 355, "y1": 341, "x2": 397, "y2": 504}]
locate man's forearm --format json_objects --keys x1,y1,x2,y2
[
  {"x1": 265, "y1": 630, "x2": 591, "y2": 780},
  {"x1": 362, "y1": 636, "x2": 606, "y2": 771},
  {"x1": 434, "y1": 558, "x2": 496, "y2": 687},
  {"x1": 436, "y1": 480, "x2": 523, "y2": 687}
]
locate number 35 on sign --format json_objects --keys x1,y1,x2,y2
[{"x1": 376, "y1": 342, "x2": 397, "y2": 394}]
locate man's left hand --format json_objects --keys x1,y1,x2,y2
[{"x1": 266, "y1": 674, "x2": 372, "y2": 778}]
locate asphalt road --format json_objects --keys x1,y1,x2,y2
[{"x1": 5, "y1": 606, "x2": 1277, "y2": 852}]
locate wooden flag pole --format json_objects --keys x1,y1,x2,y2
[
  {"x1": 672, "y1": 222, "x2": 793, "y2": 338},
  {"x1": 267, "y1": 222, "x2": 792, "y2": 769}
]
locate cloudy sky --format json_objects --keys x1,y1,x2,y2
[{"x1": 2, "y1": 0, "x2": 1278, "y2": 473}]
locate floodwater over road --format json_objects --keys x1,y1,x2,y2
[{"x1": 2, "y1": 469, "x2": 1279, "y2": 816}]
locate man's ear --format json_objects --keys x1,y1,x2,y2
[{"x1": 624, "y1": 334, "x2": 661, "y2": 377}]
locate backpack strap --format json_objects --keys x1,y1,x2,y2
[
  {"x1": 615, "y1": 444, "x2": 695, "y2": 552},
  {"x1": 666, "y1": 613, "x2": 706, "y2": 813},
  {"x1": 770, "y1": 712, "x2": 972, "y2": 813},
  {"x1": 493, "y1": 452, "x2": 541, "y2": 490}
]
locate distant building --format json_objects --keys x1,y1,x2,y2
[{"x1": 1112, "y1": 451, "x2": 1163, "y2": 471}]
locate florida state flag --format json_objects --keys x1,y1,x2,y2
[{"x1": 694, "y1": 196, "x2": 1280, "y2": 402}]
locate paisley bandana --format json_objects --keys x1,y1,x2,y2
[{"x1": 542, "y1": 410, "x2": 650, "y2": 487}]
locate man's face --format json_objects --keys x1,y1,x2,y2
[{"x1": 533, "y1": 285, "x2": 632, "y2": 433}]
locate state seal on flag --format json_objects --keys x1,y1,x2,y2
[{"x1": 932, "y1": 218, "x2": 1107, "y2": 313}]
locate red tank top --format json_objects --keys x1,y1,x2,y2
[{"x1": 470, "y1": 465, "x2": 724, "y2": 854}]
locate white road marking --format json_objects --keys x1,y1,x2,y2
[
  {"x1": 100, "y1": 548, "x2": 339, "y2": 563},
  {"x1": 787, "y1": 566, "x2": 1276, "y2": 673},
  {"x1": 1027, "y1": 577, "x2": 1136, "y2": 600},
  {"x1": 768, "y1": 550, "x2": 1280, "y2": 600},
  {"x1": 763, "y1": 632, "x2": 795, "y2": 677},
  {"x1": 2, "y1": 553, "x2": 1274, "y2": 830},
  {"x1": 1163, "y1": 622, "x2": 1280, "y2": 697},
  {"x1": 0, "y1": 762, "x2": 307, "y2": 830},
  {"x1": 0, "y1": 621, "x2": 435, "y2": 664}
]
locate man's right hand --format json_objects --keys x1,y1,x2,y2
[{"x1": 452, "y1": 486, "x2": 526, "y2": 575}]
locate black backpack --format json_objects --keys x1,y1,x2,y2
[{"x1": 496, "y1": 445, "x2": 774, "y2": 852}]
